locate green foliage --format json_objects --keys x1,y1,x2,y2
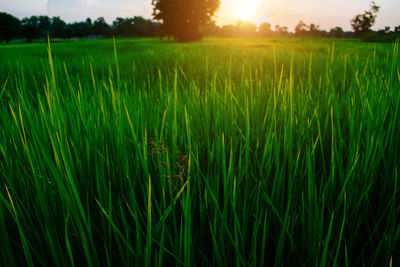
[
  {"x1": 0, "y1": 37, "x2": 399, "y2": 266},
  {"x1": 294, "y1": 21, "x2": 328, "y2": 38},
  {"x1": 69, "y1": 18, "x2": 93, "y2": 37},
  {"x1": 20, "y1": 24, "x2": 42, "y2": 42},
  {"x1": 362, "y1": 32, "x2": 400, "y2": 43},
  {"x1": 112, "y1": 17, "x2": 160, "y2": 37},
  {"x1": 92, "y1": 17, "x2": 112, "y2": 37},
  {"x1": 220, "y1": 21, "x2": 258, "y2": 37},
  {"x1": 259, "y1": 22, "x2": 273, "y2": 37},
  {"x1": 20, "y1": 15, "x2": 72, "y2": 40},
  {"x1": 329, "y1": 27, "x2": 344, "y2": 38},
  {"x1": 351, "y1": 1, "x2": 380, "y2": 37},
  {"x1": 152, "y1": 0, "x2": 220, "y2": 42},
  {"x1": 0, "y1": 12, "x2": 20, "y2": 44},
  {"x1": 21, "y1": 15, "x2": 51, "y2": 40},
  {"x1": 294, "y1": 20, "x2": 307, "y2": 36},
  {"x1": 51, "y1": 17, "x2": 72, "y2": 39}
]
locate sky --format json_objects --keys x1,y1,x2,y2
[{"x1": 0, "y1": 0, "x2": 399, "y2": 31}]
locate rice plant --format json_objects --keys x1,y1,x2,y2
[{"x1": 0, "y1": 37, "x2": 399, "y2": 266}]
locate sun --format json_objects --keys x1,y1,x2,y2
[{"x1": 235, "y1": 0, "x2": 260, "y2": 20}]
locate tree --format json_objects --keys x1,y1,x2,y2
[
  {"x1": 21, "y1": 16, "x2": 53, "y2": 38},
  {"x1": 93, "y1": 17, "x2": 111, "y2": 36},
  {"x1": 152, "y1": 0, "x2": 220, "y2": 42},
  {"x1": 308, "y1": 23, "x2": 321, "y2": 36},
  {"x1": 259, "y1": 22, "x2": 273, "y2": 37},
  {"x1": 329, "y1": 27, "x2": 344, "y2": 38},
  {"x1": 0, "y1": 12, "x2": 21, "y2": 44},
  {"x1": 51, "y1": 17, "x2": 72, "y2": 39},
  {"x1": 20, "y1": 24, "x2": 42, "y2": 42},
  {"x1": 294, "y1": 20, "x2": 307, "y2": 36},
  {"x1": 70, "y1": 18, "x2": 93, "y2": 37},
  {"x1": 21, "y1": 16, "x2": 42, "y2": 41},
  {"x1": 236, "y1": 21, "x2": 257, "y2": 37},
  {"x1": 130, "y1": 16, "x2": 156, "y2": 36},
  {"x1": 113, "y1": 17, "x2": 130, "y2": 36},
  {"x1": 200, "y1": 21, "x2": 220, "y2": 36},
  {"x1": 276, "y1": 26, "x2": 289, "y2": 37},
  {"x1": 38, "y1": 16, "x2": 51, "y2": 34},
  {"x1": 113, "y1": 16, "x2": 160, "y2": 37},
  {"x1": 220, "y1": 24, "x2": 237, "y2": 37},
  {"x1": 351, "y1": 1, "x2": 380, "y2": 37},
  {"x1": 273, "y1": 25, "x2": 289, "y2": 37}
]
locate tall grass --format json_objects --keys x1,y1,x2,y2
[{"x1": 0, "y1": 38, "x2": 399, "y2": 266}]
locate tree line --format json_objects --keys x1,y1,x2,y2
[
  {"x1": 0, "y1": 1, "x2": 399, "y2": 44},
  {"x1": 0, "y1": 13, "x2": 160, "y2": 43},
  {"x1": 151, "y1": 0, "x2": 399, "y2": 42},
  {"x1": 201, "y1": 21, "x2": 350, "y2": 38}
]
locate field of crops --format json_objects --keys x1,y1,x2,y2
[{"x1": 0, "y1": 37, "x2": 399, "y2": 266}]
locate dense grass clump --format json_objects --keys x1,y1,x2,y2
[{"x1": 0, "y1": 37, "x2": 399, "y2": 266}]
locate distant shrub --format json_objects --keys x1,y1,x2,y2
[
  {"x1": 362, "y1": 32, "x2": 378, "y2": 42},
  {"x1": 362, "y1": 32, "x2": 399, "y2": 43}
]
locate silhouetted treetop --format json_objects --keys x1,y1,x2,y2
[
  {"x1": 259, "y1": 22, "x2": 272, "y2": 37},
  {"x1": 93, "y1": 17, "x2": 111, "y2": 36},
  {"x1": 112, "y1": 16, "x2": 159, "y2": 37},
  {"x1": 152, "y1": 0, "x2": 220, "y2": 42},
  {"x1": 0, "y1": 12, "x2": 20, "y2": 44},
  {"x1": 329, "y1": 27, "x2": 344, "y2": 38},
  {"x1": 351, "y1": 1, "x2": 380, "y2": 37}
]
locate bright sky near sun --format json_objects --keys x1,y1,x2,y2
[{"x1": 0, "y1": 0, "x2": 399, "y2": 31}]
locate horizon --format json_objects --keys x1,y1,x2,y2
[{"x1": 0, "y1": 0, "x2": 399, "y2": 31}]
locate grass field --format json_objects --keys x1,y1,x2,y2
[{"x1": 0, "y1": 37, "x2": 399, "y2": 266}]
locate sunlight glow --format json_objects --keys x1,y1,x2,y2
[{"x1": 235, "y1": 0, "x2": 260, "y2": 20}]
